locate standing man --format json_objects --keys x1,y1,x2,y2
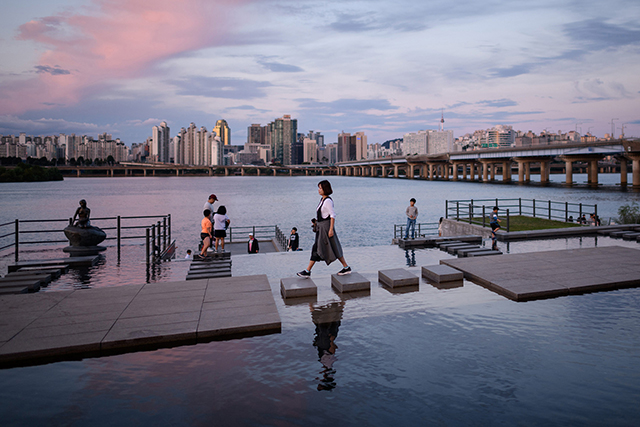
[
  {"x1": 204, "y1": 194, "x2": 217, "y2": 222},
  {"x1": 404, "y1": 198, "x2": 418, "y2": 239},
  {"x1": 248, "y1": 233, "x2": 260, "y2": 253},
  {"x1": 288, "y1": 227, "x2": 299, "y2": 251}
]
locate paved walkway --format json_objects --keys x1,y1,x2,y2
[
  {"x1": 0, "y1": 274, "x2": 280, "y2": 367},
  {"x1": 441, "y1": 246, "x2": 640, "y2": 301}
]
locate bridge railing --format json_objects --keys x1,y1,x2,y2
[
  {"x1": 445, "y1": 198, "x2": 598, "y2": 231},
  {"x1": 394, "y1": 222, "x2": 439, "y2": 240},
  {"x1": 226, "y1": 225, "x2": 288, "y2": 251}
]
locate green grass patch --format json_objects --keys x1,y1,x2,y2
[{"x1": 469, "y1": 215, "x2": 582, "y2": 231}]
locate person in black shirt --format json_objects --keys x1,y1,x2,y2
[{"x1": 288, "y1": 227, "x2": 299, "y2": 251}]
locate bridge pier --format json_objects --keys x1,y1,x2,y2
[
  {"x1": 143, "y1": 169, "x2": 147, "y2": 177},
  {"x1": 502, "y1": 161, "x2": 512, "y2": 182},
  {"x1": 273, "y1": 168, "x2": 277, "y2": 176},
  {"x1": 393, "y1": 164, "x2": 399, "y2": 178},
  {"x1": 630, "y1": 154, "x2": 640, "y2": 188},
  {"x1": 616, "y1": 156, "x2": 627, "y2": 186},
  {"x1": 257, "y1": 168, "x2": 261, "y2": 176},
  {"x1": 452, "y1": 162, "x2": 459, "y2": 181}
]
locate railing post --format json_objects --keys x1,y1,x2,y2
[
  {"x1": 146, "y1": 227, "x2": 150, "y2": 266},
  {"x1": 445, "y1": 200, "x2": 448, "y2": 219},
  {"x1": 156, "y1": 221, "x2": 161, "y2": 256},
  {"x1": 418, "y1": 223, "x2": 421, "y2": 237},
  {"x1": 533, "y1": 199, "x2": 536, "y2": 218},
  {"x1": 456, "y1": 201, "x2": 459, "y2": 220},
  {"x1": 394, "y1": 224, "x2": 397, "y2": 239},
  {"x1": 482, "y1": 205, "x2": 486, "y2": 228},
  {"x1": 506, "y1": 209, "x2": 510, "y2": 232},
  {"x1": 470, "y1": 199, "x2": 474, "y2": 219},
  {"x1": 151, "y1": 224, "x2": 156, "y2": 263},
  {"x1": 579, "y1": 203, "x2": 582, "y2": 219},
  {"x1": 594, "y1": 204, "x2": 597, "y2": 219},
  {"x1": 14, "y1": 219, "x2": 19, "y2": 262},
  {"x1": 548, "y1": 200, "x2": 552, "y2": 220},
  {"x1": 117, "y1": 216, "x2": 121, "y2": 255},
  {"x1": 565, "y1": 202, "x2": 568, "y2": 222},
  {"x1": 519, "y1": 198, "x2": 522, "y2": 216},
  {"x1": 468, "y1": 203, "x2": 472, "y2": 224},
  {"x1": 163, "y1": 217, "x2": 167, "y2": 252}
]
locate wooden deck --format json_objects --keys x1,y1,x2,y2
[
  {"x1": 0, "y1": 274, "x2": 280, "y2": 367},
  {"x1": 441, "y1": 246, "x2": 640, "y2": 301}
]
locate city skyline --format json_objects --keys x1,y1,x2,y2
[{"x1": 0, "y1": 0, "x2": 639, "y2": 145}]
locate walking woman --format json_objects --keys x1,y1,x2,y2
[{"x1": 298, "y1": 180, "x2": 352, "y2": 277}]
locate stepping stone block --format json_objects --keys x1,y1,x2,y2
[
  {"x1": 446, "y1": 244, "x2": 479, "y2": 254},
  {"x1": 622, "y1": 232, "x2": 640, "y2": 240},
  {"x1": 280, "y1": 277, "x2": 318, "y2": 298},
  {"x1": 457, "y1": 247, "x2": 492, "y2": 257},
  {"x1": 467, "y1": 250, "x2": 502, "y2": 257},
  {"x1": 378, "y1": 269, "x2": 419, "y2": 288},
  {"x1": 331, "y1": 272, "x2": 370, "y2": 293},
  {"x1": 437, "y1": 241, "x2": 462, "y2": 248},
  {"x1": 422, "y1": 265, "x2": 464, "y2": 283}
]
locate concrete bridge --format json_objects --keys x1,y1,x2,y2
[
  {"x1": 336, "y1": 140, "x2": 640, "y2": 188},
  {"x1": 56, "y1": 163, "x2": 338, "y2": 178}
]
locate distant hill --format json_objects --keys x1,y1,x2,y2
[{"x1": 380, "y1": 138, "x2": 403, "y2": 149}]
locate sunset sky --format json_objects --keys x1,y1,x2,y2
[{"x1": 1, "y1": 0, "x2": 639, "y2": 145}]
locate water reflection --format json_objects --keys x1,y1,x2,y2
[
  {"x1": 404, "y1": 249, "x2": 416, "y2": 267},
  {"x1": 310, "y1": 301, "x2": 344, "y2": 391}
]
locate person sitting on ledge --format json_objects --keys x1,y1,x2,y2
[{"x1": 72, "y1": 199, "x2": 91, "y2": 228}]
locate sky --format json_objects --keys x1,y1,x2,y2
[{"x1": 0, "y1": 0, "x2": 639, "y2": 146}]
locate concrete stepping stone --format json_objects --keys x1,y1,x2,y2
[
  {"x1": 437, "y1": 241, "x2": 462, "y2": 248},
  {"x1": 421, "y1": 265, "x2": 464, "y2": 283},
  {"x1": 457, "y1": 247, "x2": 493, "y2": 257},
  {"x1": 446, "y1": 244, "x2": 479, "y2": 254},
  {"x1": 8, "y1": 256, "x2": 98, "y2": 273},
  {"x1": 280, "y1": 277, "x2": 318, "y2": 298},
  {"x1": 622, "y1": 232, "x2": 640, "y2": 240},
  {"x1": 610, "y1": 230, "x2": 630, "y2": 238},
  {"x1": 378, "y1": 268, "x2": 419, "y2": 288},
  {"x1": 331, "y1": 272, "x2": 370, "y2": 293},
  {"x1": 467, "y1": 250, "x2": 502, "y2": 257}
]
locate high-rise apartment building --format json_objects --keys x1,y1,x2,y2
[
  {"x1": 485, "y1": 125, "x2": 514, "y2": 148},
  {"x1": 403, "y1": 130, "x2": 429, "y2": 155},
  {"x1": 151, "y1": 121, "x2": 170, "y2": 163},
  {"x1": 214, "y1": 119, "x2": 231, "y2": 145},
  {"x1": 303, "y1": 137, "x2": 317, "y2": 163},
  {"x1": 269, "y1": 115, "x2": 297, "y2": 165},
  {"x1": 354, "y1": 131, "x2": 367, "y2": 160}
]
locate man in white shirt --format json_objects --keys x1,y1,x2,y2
[{"x1": 203, "y1": 194, "x2": 217, "y2": 221}]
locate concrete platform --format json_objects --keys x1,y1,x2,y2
[
  {"x1": 622, "y1": 232, "x2": 640, "y2": 240},
  {"x1": 398, "y1": 235, "x2": 482, "y2": 249},
  {"x1": 280, "y1": 277, "x2": 317, "y2": 298},
  {"x1": 441, "y1": 246, "x2": 640, "y2": 302},
  {"x1": 378, "y1": 268, "x2": 419, "y2": 288},
  {"x1": 422, "y1": 265, "x2": 464, "y2": 283},
  {"x1": 331, "y1": 272, "x2": 370, "y2": 293},
  {"x1": 186, "y1": 257, "x2": 232, "y2": 280},
  {"x1": 0, "y1": 274, "x2": 281, "y2": 367}
]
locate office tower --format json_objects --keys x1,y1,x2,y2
[
  {"x1": 354, "y1": 131, "x2": 367, "y2": 160},
  {"x1": 214, "y1": 119, "x2": 231, "y2": 145},
  {"x1": 291, "y1": 133, "x2": 304, "y2": 165},
  {"x1": 337, "y1": 132, "x2": 351, "y2": 162},
  {"x1": 307, "y1": 130, "x2": 324, "y2": 147},
  {"x1": 428, "y1": 129, "x2": 454, "y2": 153},
  {"x1": 485, "y1": 125, "x2": 514, "y2": 148},
  {"x1": 247, "y1": 124, "x2": 265, "y2": 145}
]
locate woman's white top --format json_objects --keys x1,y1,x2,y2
[
  {"x1": 317, "y1": 197, "x2": 336, "y2": 219},
  {"x1": 213, "y1": 213, "x2": 230, "y2": 230}
]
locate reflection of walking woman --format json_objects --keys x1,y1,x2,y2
[{"x1": 298, "y1": 180, "x2": 352, "y2": 277}]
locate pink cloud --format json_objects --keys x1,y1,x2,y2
[{"x1": 1, "y1": 0, "x2": 249, "y2": 115}]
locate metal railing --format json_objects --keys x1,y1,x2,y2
[
  {"x1": 445, "y1": 198, "x2": 598, "y2": 232},
  {"x1": 224, "y1": 224, "x2": 288, "y2": 251},
  {"x1": 394, "y1": 222, "x2": 439, "y2": 240},
  {"x1": 0, "y1": 214, "x2": 171, "y2": 263}
]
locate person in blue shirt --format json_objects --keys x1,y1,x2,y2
[{"x1": 490, "y1": 206, "x2": 501, "y2": 240}]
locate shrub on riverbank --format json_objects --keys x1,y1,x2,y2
[
  {"x1": 480, "y1": 215, "x2": 582, "y2": 231},
  {"x1": 0, "y1": 163, "x2": 64, "y2": 182},
  {"x1": 617, "y1": 203, "x2": 640, "y2": 224}
]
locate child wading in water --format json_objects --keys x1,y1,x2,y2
[{"x1": 297, "y1": 180, "x2": 352, "y2": 278}]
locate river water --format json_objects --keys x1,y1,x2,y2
[{"x1": 1, "y1": 176, "x2": 639, "y2": 426}]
